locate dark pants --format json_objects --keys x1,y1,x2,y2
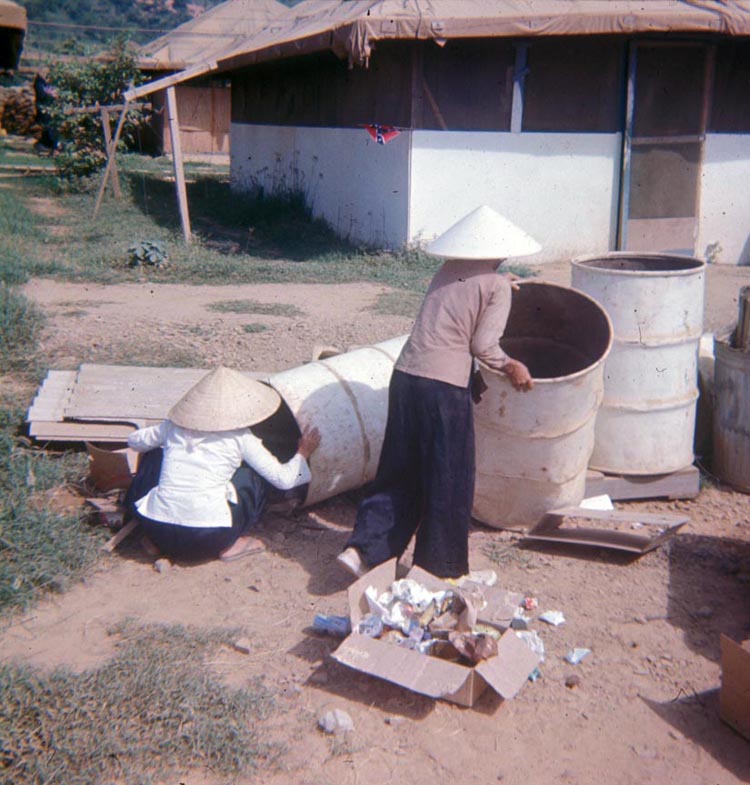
[
  {"x1": 347, "y1": 369, "x2": 475, "y2": 578},
  {"x1": 124, "y1": 449, "x2": 269, "y2": 561}
]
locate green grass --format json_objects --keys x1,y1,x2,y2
[
  {"x1": 243, "y1": 322, "x2": 268, "y2": 333},
  {"x1": 208, "y1": 299, "x2": 304, "y2": 317},
  {"x1": 0, "y1": 620, "x2": 277, "y2": 785},
  {"x1": 369, "y1": 290, "x2": 423, "y2": 318},
  {"x1": 0, "y1": 285, "x2": 45, "y2": 372},
  {"x1": 0, "y1": 400, "x2": 99, "y2": 613}
]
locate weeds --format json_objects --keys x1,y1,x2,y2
[
  {"x1": 243, "y1": 323, "x2": 268, "y2": 333},
  {"x1": 208, "y1": 299, "x2": 304, "y2": 317},
  {"x1": 369, "y1": 290, "x2": 422, "y2": 318},
  {"x1": 0, "y1": 285, "x2": 44, "y2": 373},
  {"x1": 0, "y1": 399, "x2": 97, "y2": 612},
  {"x1": 0, "y1": 620, "x2": 277, "y2": 785}
]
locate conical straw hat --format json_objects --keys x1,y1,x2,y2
[
  {"x1": 168, "y1": 366, "x2": 281, "y2": 431},
  {"x1": 425, "y1": 205, "x2": 541, "y2": 260}
]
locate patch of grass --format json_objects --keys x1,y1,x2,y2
[
  {"x1": 369, "y1": 290, "x2": 422, "y2": 318},
  {"x1": 208, "y1": 299, "x2": 303, "y2": 317},
  {"x1": 60, "y1": 308, "x2": 89, "y2": 318},
  {"x1": 0, "y1": 399, "x2": 97, "y2": 612},
  {"x1": 74, "y1": 338, "x2": 203, "y2": 369},
  {"x1": 0, "y1": 620, "x2": 277, "y2": 785},
  {"x1": 480, "y1": 540, "x2": 532, "y2": 568},
  {"x1": 243, "y1": 323, "x2": 268, "y2": 333},
  {"x1": 0, "y1": 285, "x2": 44, "y2": 373}
]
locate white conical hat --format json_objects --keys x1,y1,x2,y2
[
  {"x1": 425, "y1": 205, "x2": 542, "y2": 260},
  {"x1": 168, "y1": 366, "x2": 281, "y2": 431}
]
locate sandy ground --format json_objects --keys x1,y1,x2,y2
[{"x1": 4, "y1": 262, "x2": 750, "y2": 785}]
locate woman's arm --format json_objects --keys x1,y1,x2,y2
[
  {"x1": 127, "y1": 420, "x2": 169, "y2": 452},
  {"x1": 239, "y1": 426, "x2": 321, "y2": 490}
]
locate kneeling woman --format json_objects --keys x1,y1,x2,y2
[{"x1": 125, "y1": 366, "x2": 320, "y2": 562}]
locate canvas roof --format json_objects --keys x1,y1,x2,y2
[
  {"x1": 128, "y1": 0, "x2": 750, "y2": 99},
  {"x1": 0, "y1": 0, "x2": 27, "y2": 32},
  {"x1": 139, "y1": 0, "x2": 288, "y2": 71}
]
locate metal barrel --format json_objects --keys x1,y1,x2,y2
[
  {"x1": 571, "y1": 253, "x2": 706, "y2": 475},
  {"x1": 472, "y1": 281, "x2": 612, "y2": 528},
  {"x1": 712, "y1": 338, "x2": 750, "y2": 493},
  {"x1": 266, "y1": 336, "x2": 407, "y2": 506}
]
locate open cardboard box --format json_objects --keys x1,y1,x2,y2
[
  {"x1": 331, "y1": 559, "x2": 541, "y2": 708},
  {"x1": 720, "y1": 634, "x2": 750, "y2": 741}
]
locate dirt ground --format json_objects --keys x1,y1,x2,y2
[{"x1": 3, "y1": 262, "x2": 750, "y2": 785}]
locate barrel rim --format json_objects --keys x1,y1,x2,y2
[
  {"x1": 572, "y1": 252, "x2": 706, "y2": 277},
  {"x1": 480, "y1": 280, "x2": 613, "y2": 384}
]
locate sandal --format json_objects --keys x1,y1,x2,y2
[{"x1": 219, "y1": 536, "x2": 266, "y2": 562}]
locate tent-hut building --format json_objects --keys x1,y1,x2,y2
[
  {"x1": 139, "y1": 0, "x2": 287, "y2": 156},
  {"x1": 135, "y1": 0, "x2": 750, "y2": 264}
]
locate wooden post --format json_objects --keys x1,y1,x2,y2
[
  {"x1": 99, "y1": 106, "x2": 122, "y2": 199},
  {"x1": 93, "y1": 100, "x2": 130, "y2": 218},
  {"x1": 166, "y1": 85, "x2": 192, "y2": 244},
  {"x1": 735, "y1": 286, "x2": 750, "y2": 351}
]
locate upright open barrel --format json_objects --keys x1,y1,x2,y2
[
  {"x1": 713, "y1": 337, "x2": 750, "y2": 493},
  {"x1": 472, "y1": 281, "x2": 612, "y2": 528},
  {"x1": 571, "y1": 253, "x2": 705, "y2": 475}
]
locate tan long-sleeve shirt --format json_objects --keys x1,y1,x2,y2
[{"x1": 395, "y1": 260, "x2": 512, "y2": 388}]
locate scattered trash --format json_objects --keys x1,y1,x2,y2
[
  {"x1": 579, "y1": 494, "x2": 614, "y2": 511},
  {"x1": 153, "y1": 558, "x2": 171, "y2": 574},
  {"x1": 332, "y1": 560, "x2": 539, "y2": 707},
  {"x1": 455, "y1": 569, "x2": 498, "y2": 587},
  {"x1": 312, "y1": 613, "x2": 352, "y2": 638},
  {"x1": 522, "y1": 596, "x2": 539, "y2": 611},
  {"x1": 565, "y1": 674, "x2": 582, "y2": 689},
  {"x1": 318, "y1": 708, "x2": 354, "y2": 734},
  {"x1": 539, "y1": 610, "x2": 566, "y2": 626},
  {"x1": 564, "y1": 648, "x2": 592, "y2": 665},
  {"x1": 232, "y1": 637, "x2": 252, "y2": 655},
  {"x1": 528, "y1": 667, "x2": 542, "y2": 683},
  {"x1": 516, "y1": 630, "x2": 545, "y2": 663}
]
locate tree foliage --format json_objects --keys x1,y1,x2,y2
[{"x1": 46, "y1": 40, "x2": 145, "y2": 180}]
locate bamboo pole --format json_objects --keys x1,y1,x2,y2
[
  {"x1": 99, "y1": 106, "x2": 122, "y2": 199},
  {"x1": 166, "y1": 85, "x2": 192, "y2": 244},
  {"x1": 93, "y1": 100, "x2": 130, "y2": 218}
]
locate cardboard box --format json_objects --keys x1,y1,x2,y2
[
  {"x1": 331, "y1": 559, "x2": 541, "y2": 708},
  {"x1": 720, "y1": 634, "x2": 750, "y2": 741}
]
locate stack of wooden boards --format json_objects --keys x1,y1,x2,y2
[{"x1": 27, "y1": 364, "x2": 267, "y2": 443}]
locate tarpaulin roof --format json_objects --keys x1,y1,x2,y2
[
  {"x1": 139, "y1": 0, "x2": 288, "y2": 70},
  {"x1": 0, "y1": 0, "x2": 27, "y2": 32},
  {"x1": 127, "y1": 0, "x2": 750, "y2": 99},
  {"x1": 215, "y1": 0, "x2": 750, "y2": 70}
]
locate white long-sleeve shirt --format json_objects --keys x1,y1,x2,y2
[{"x1": 128, "y1": 420, "x2": 311, "y2": 528}]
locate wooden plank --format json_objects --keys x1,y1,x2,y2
[
  {"x1": 65, "y1": 365, "x2": 268, "y2": 422},
  {"x1": 101, "y1": 518, "x2": 140, "y2": 553},
  {"x1": 585, "y1": 465, "x2": 700, "y2": 501},
  {"x1": 26, "y1": 370, "x2": 77, "y2": 423},
  {"x1": 166, "y1": 85, "x2": 192, "y2": 244},
  {"x1": 29, "y1": 421, "x2": 139, "y2": 441}
]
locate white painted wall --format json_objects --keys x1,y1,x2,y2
[
  {"x1": 698, "y1": 134, "x2": 750, "y2": 266},
  {"x1": 231, "y1": 123, "x2": 410, "y2": 248},
  {"x1": 409, "y1": 131, "x2": 623, "y2": 264}
]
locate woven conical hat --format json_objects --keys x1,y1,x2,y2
[
  {"x1": 425, "y1": 205, "x2": 541, "y2": 260},
  {"x1": 168, "y1": 366, "x2": 281, "y2": 431}
]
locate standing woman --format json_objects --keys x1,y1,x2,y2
[
  {"x1": 338, "y1": 206, "x2": 540, "y2": 579},
  {"x1": 125, "y1": 366, "x2": 320, "y2": 562}
]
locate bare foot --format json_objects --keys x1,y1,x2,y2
[{"x1": 219, "y1": 535, "x2": 266, "y2": 562}]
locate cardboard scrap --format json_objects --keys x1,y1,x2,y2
[
  {"x1": 720, "y1": 634, "x2": 750, "y2": 741},
  {"x1": 334, "y1": 559, "x2": 539, "y2": 708},
  {"x1": 523, "y1": 506, "x2": 688, "y2": 554},
  {"x1": 86, "y1": 442, "x2": 139, "y2": 491}
]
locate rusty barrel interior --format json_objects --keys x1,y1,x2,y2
[{"x1": 500, "y1": 282, "x2": 612, "y2": 379}]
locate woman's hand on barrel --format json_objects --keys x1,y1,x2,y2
[
  {"x1": 503, "y1": 359, "x2": 534, "y2": 391},
  {"x1": 297, "y1": 426, "x2": 321, "y2": 459}
]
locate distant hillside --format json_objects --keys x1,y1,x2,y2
[{"x1": 16, "y1": 0, "x2": 298, "y2": 54}]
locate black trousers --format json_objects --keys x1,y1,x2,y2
[
  {"x1": 124, "y1": 449, "x2": 269, "y2": 561},
  {"x1": 347, "y1": 369, "x2": 475, "y2": 578}
]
